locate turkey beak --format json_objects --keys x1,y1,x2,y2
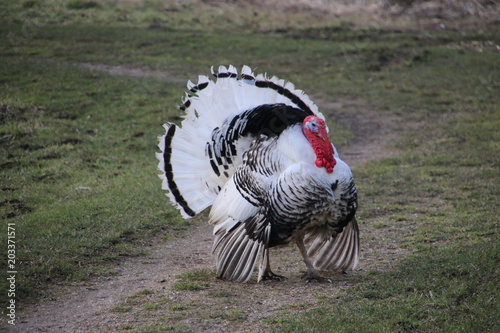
[{"x1": 316, "y1": 130, "x2": 327, "y2": 141}]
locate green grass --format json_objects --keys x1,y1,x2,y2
[
  {"x1": 0, "y1": 56, "x2": 188, "y2": 299},
  {"x1": 276, "y1": 243, "x2": 498, "y2": 332},
  {"x1": 0, "y1": 0, "x2": 352, "y2": 34},
  {"x1": 1, "y1": 0, "x2": 499, "y2": 331},
  {"x1": 269, "y1": 35, "x2": 500, "y2": 331},
  {"x1": 171, "y1": 268, "x2": 214, "y2": 291}
]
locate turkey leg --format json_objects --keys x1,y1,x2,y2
[
  {"x1": 296, "y1": 236, "x2": 332, "y2": 283},
  {"x1": 260, "y1": 249, "x2": 286, "y2": 281}
]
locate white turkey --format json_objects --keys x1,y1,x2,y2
[{"x1": 157, "y1": 65, "x2": 359, "y2": 283}]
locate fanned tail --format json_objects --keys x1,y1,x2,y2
[{"x1": 157, "y1": 65, "x2": 323, "y2": 218}]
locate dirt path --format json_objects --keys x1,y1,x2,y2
[{"x1": 8, "y1": 64, "x2": 413, "y2": 333}]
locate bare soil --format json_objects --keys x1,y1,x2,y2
[{"x1": 7, "y1": 64, "x2": 414, "y2": 333}]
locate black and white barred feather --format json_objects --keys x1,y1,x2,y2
[{"x1": 157, "y1": 65, "x2": 359, "y2": 283}]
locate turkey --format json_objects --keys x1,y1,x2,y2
[{"x1": 157, "y1": 65, "x2": 359, "y2": 283}]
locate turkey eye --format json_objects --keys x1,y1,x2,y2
[{"x1": 308, "y1": 122, "x2": 319, "y2": 132}]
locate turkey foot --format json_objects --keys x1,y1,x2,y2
[
  {"x1": 260, "y1": 251, "x2": 286, "y2": 281},
  {"x1": 303, "y1": 273, "x2": 332, "y2": 283},
  {"x1": 262, "y1": 270, "x2": 286, "y2": 281}
]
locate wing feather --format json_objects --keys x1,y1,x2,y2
[
  {"x1": 213, "y1": 215, "x2": 270, "y2": 283},
  {"x1": 306, "y1": 217, "x2": 359, "y2": 272}
]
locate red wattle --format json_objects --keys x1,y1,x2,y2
[{"x1": 303, "y1": 116, "x2": 337, "y2": 173}]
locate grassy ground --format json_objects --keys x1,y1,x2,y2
[
  {"x1": 274, "y1": 51, "x2": 500, "y2": 331},
  {"x1": 1, "y1": 0, "x2": 499, "y2": 331}
]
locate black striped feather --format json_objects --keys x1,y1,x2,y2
[
  {"x1": 213, "y1": 215, "x2": 270, "y2": 283},
  {"x1": 305, "y1": 217, "x2": 360, "y2": 271},
  {"x1": 205, "y1": 104, "x2": 309, "y2": 180},
  {"x1": 231, "y1": 138, "x2": 283, "y2": 207},
  {"x1": 266, "y1": 171, "x2": 335, "y2": 247},
  {"x1": 254, "y1": 80, "x2": 314, "y2": 116},
  {"x1": 162, "y1": 124, "x2": 196, "y2": 217}
]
